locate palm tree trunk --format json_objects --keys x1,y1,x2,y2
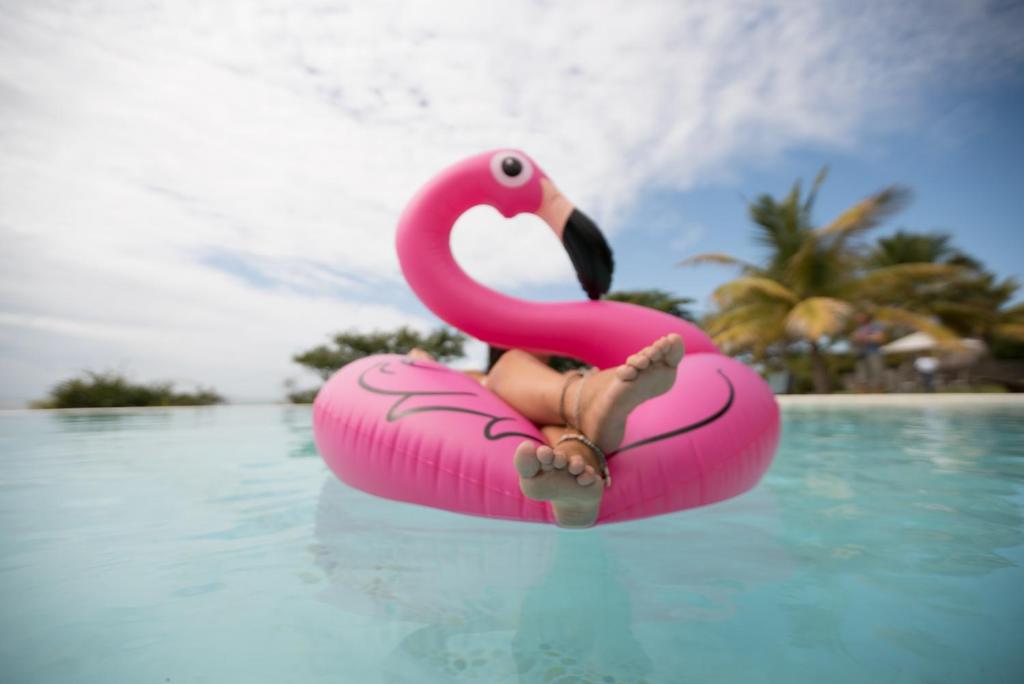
[{"x1": 809, "y1": 341, "x2": 831, "y2": 394}]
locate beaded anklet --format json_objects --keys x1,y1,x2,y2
[{"x1": 557, "y1": 369, "x2": 612, "y2": 488}]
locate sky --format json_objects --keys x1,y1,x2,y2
[{"x1": 1, "y1": 0, "x2": 1023, "y2": 406}]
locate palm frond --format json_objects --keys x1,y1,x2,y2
[
  {"x1": 705, "y1": 302, "x2": 789, "y2": 336},
  {"x1": 783, "y1": 231, "x2": 855, "y2": 297},
  {"x1": 802, "y1": 166, "x2": 829, "y2": 217},
  {"x1": 712, "y1": 319, "x2": 788, "y2": 354},
  {"x1": 866, "y1": 230, "x2": 955, "y2": 268},
  {"x1": 678, "y1": 252, "x2": 757, "y2": 270},
  {"x1": 749, "y1": 194, "x2": 808, "y2": 271},
  {"x1": 785, "y1": 297, "x2": 853, "y2": 341},
  {"x1": 817, "y1": 185, "x2": 911, "y2": 240},
  {"x1": 993, "y1": 323, "x2": 1024, "y2": 342},
  {"x1": 712, "y1": 277, "x2": 799, "y2": 307},
  {"x1": 873, "y1": 306, "x2": 961, "y2": 345},
  {"x1": 853, "y1": 262, "x2": 963, "y2": 297},
  {"x1": 1000, "y1": 301, "x2": 1024, "y2": 319}
]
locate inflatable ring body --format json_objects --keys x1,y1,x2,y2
[{"x1": 314, "y1": 150, "x2": 780, "y2": 524}]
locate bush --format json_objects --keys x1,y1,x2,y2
[
  {"x1": 286, "y1": 387, "x2": 319, "y2": 405},
  {"x1": 34, "y1": 371, "x2": 225, "y2": 408},
  {"x1": 293, "y1": 326, "x2": 466, "y2": 382}
]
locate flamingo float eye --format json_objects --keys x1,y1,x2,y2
[{"x1": 490, "y1": 151, "x2": 533, "y2": 188}]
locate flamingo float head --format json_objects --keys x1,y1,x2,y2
[{"x1": 472, "y1": 149, "x2": 615, "y2": 300}]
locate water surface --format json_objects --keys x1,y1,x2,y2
[{"x1": 1, "y1": 402, "x2": 1022, "y2": 683}]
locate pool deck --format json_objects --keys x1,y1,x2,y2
[{"x1": 777, "y1": 393, "x2": 1024, "y2": 407}]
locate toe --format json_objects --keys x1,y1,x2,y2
[
  {"x1": 552, "y1": 449, "x2": 568, "y2": 470},
  {"x1": 537, "y1": 445, "x2": 555, "y2": 470},
  {"x1": 664, "y1": 334, "x2": 685, "y2": 366},
  {"x1": 568, "y1": 454, "x2": 585, "y2": 475},
  {"x1": 576, "y1": 465, "x2": 598, "y2": 486},
  {"x1": 646, "y1": 342, "x2": 664, "y2": 363},
  {"x1": 626, "y1": 353, "x2": 651, "y2": 370},
  {"x1": 513, "y1": 441, "x2": 541, "y2": 478},
  {"x1": 616, "y1": 364, "x2": 640, "y2": 381}
]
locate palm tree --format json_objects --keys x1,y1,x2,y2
[
  {"x1": 682, "y1": 170, "x2": 958, "y2": 393},
  {"x1": 867, "y1": 230, "x2": 1024, "y2": 346},
  {"x1": 867, "y1": 230, "x2": 981, "y2": 270},
  {"x1": 950, "y1": 274, "x2": 1024, "y2": 346}
]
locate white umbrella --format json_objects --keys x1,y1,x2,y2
[
  {"x1": 881, "y1": 332, "x2": 938, "y2": 354},
  {"x1": 882, "y1": 332, "x2": 986, "y2": 361}
]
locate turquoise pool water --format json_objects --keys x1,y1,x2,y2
[{"x1": 1, "y1": 402, "x2": 1022, "y2": 683}]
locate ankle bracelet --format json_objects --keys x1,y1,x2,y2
[
  {"x1": 556, "y1": 433, "x2": 612, "y2": 488},
  {"x1": 557, "y1": 370, "x2": 584, "y2": 429}
]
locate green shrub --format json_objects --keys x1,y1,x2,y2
[
  {"x1": 35, "y1": 371, "x2": 225, "y2": 408},
  {"x1": 286, "y1": 387, "x2": 319, "y2": 405}
]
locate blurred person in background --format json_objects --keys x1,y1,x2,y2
[
  {"x1": 914, "y1": 355, "x2": 939, "y2": 392},
  {"x1": 853, "y1": 312, "x2": 886, "y2": 392}
]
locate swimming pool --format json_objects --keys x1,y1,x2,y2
[{"x1": 1, "y1": 400, "x2": 1021, "y2": 683}]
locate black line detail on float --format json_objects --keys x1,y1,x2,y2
[
  {"x1": 611, "y1": 369, "x2": 735, "y2": 456},
  {"x1": 357, "y1": 360, "x2": 543, "y2": 443}
]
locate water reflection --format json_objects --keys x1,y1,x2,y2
[
  {"x1": 384, "y1": 533, "x2": 656, "y2": 683},
  {"x1": 280, "y1": 405, "x2": 318, "y2": 458},
  {"x1": 312, "y1": 476, "x2": 652, "y2": 682},
  {"x1": 311, "y1": 475, "x2": 792, "y2": 683},
  {"x1": 52, "y1": 409, "x2": 176, "y2": 433},
  {"x1": 505, "y1": 533, "x2": 654, "y2": 682}
]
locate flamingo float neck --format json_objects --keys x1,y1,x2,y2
[{"x1": 396, "y1": 151, "x2": 717, "y2": 368}]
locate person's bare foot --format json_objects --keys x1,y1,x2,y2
[
  {"x1": 571, "y1": 333, "x2": 685, "y2": 454},
  {"x1": 514, "y1": 441, "x2": 603, "y2": 528},
  {"x1": 513, "y1": 334, "x2": 685, "y2": 528}
]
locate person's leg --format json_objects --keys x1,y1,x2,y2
[
  {"x1": 500, "y1": 334, "x2": 685, "y2": 527},
  {"x1": 483, "y1": 349, "x2": 566, "y2": 425},
  {"x1": 489, "y1": 336, "x2": 684, "y2": 454}
]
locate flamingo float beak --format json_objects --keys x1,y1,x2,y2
[{"x1": 536, "y1": 178, "x2": 614, "y2": 300}]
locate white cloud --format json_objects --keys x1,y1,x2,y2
[{"x1": 1, "y1": 0, "x2": 1020, "y2": 403}]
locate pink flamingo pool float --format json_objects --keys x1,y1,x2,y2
[{"x1": 313, "y1": 150, "x2": 780, "y2": 524}]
